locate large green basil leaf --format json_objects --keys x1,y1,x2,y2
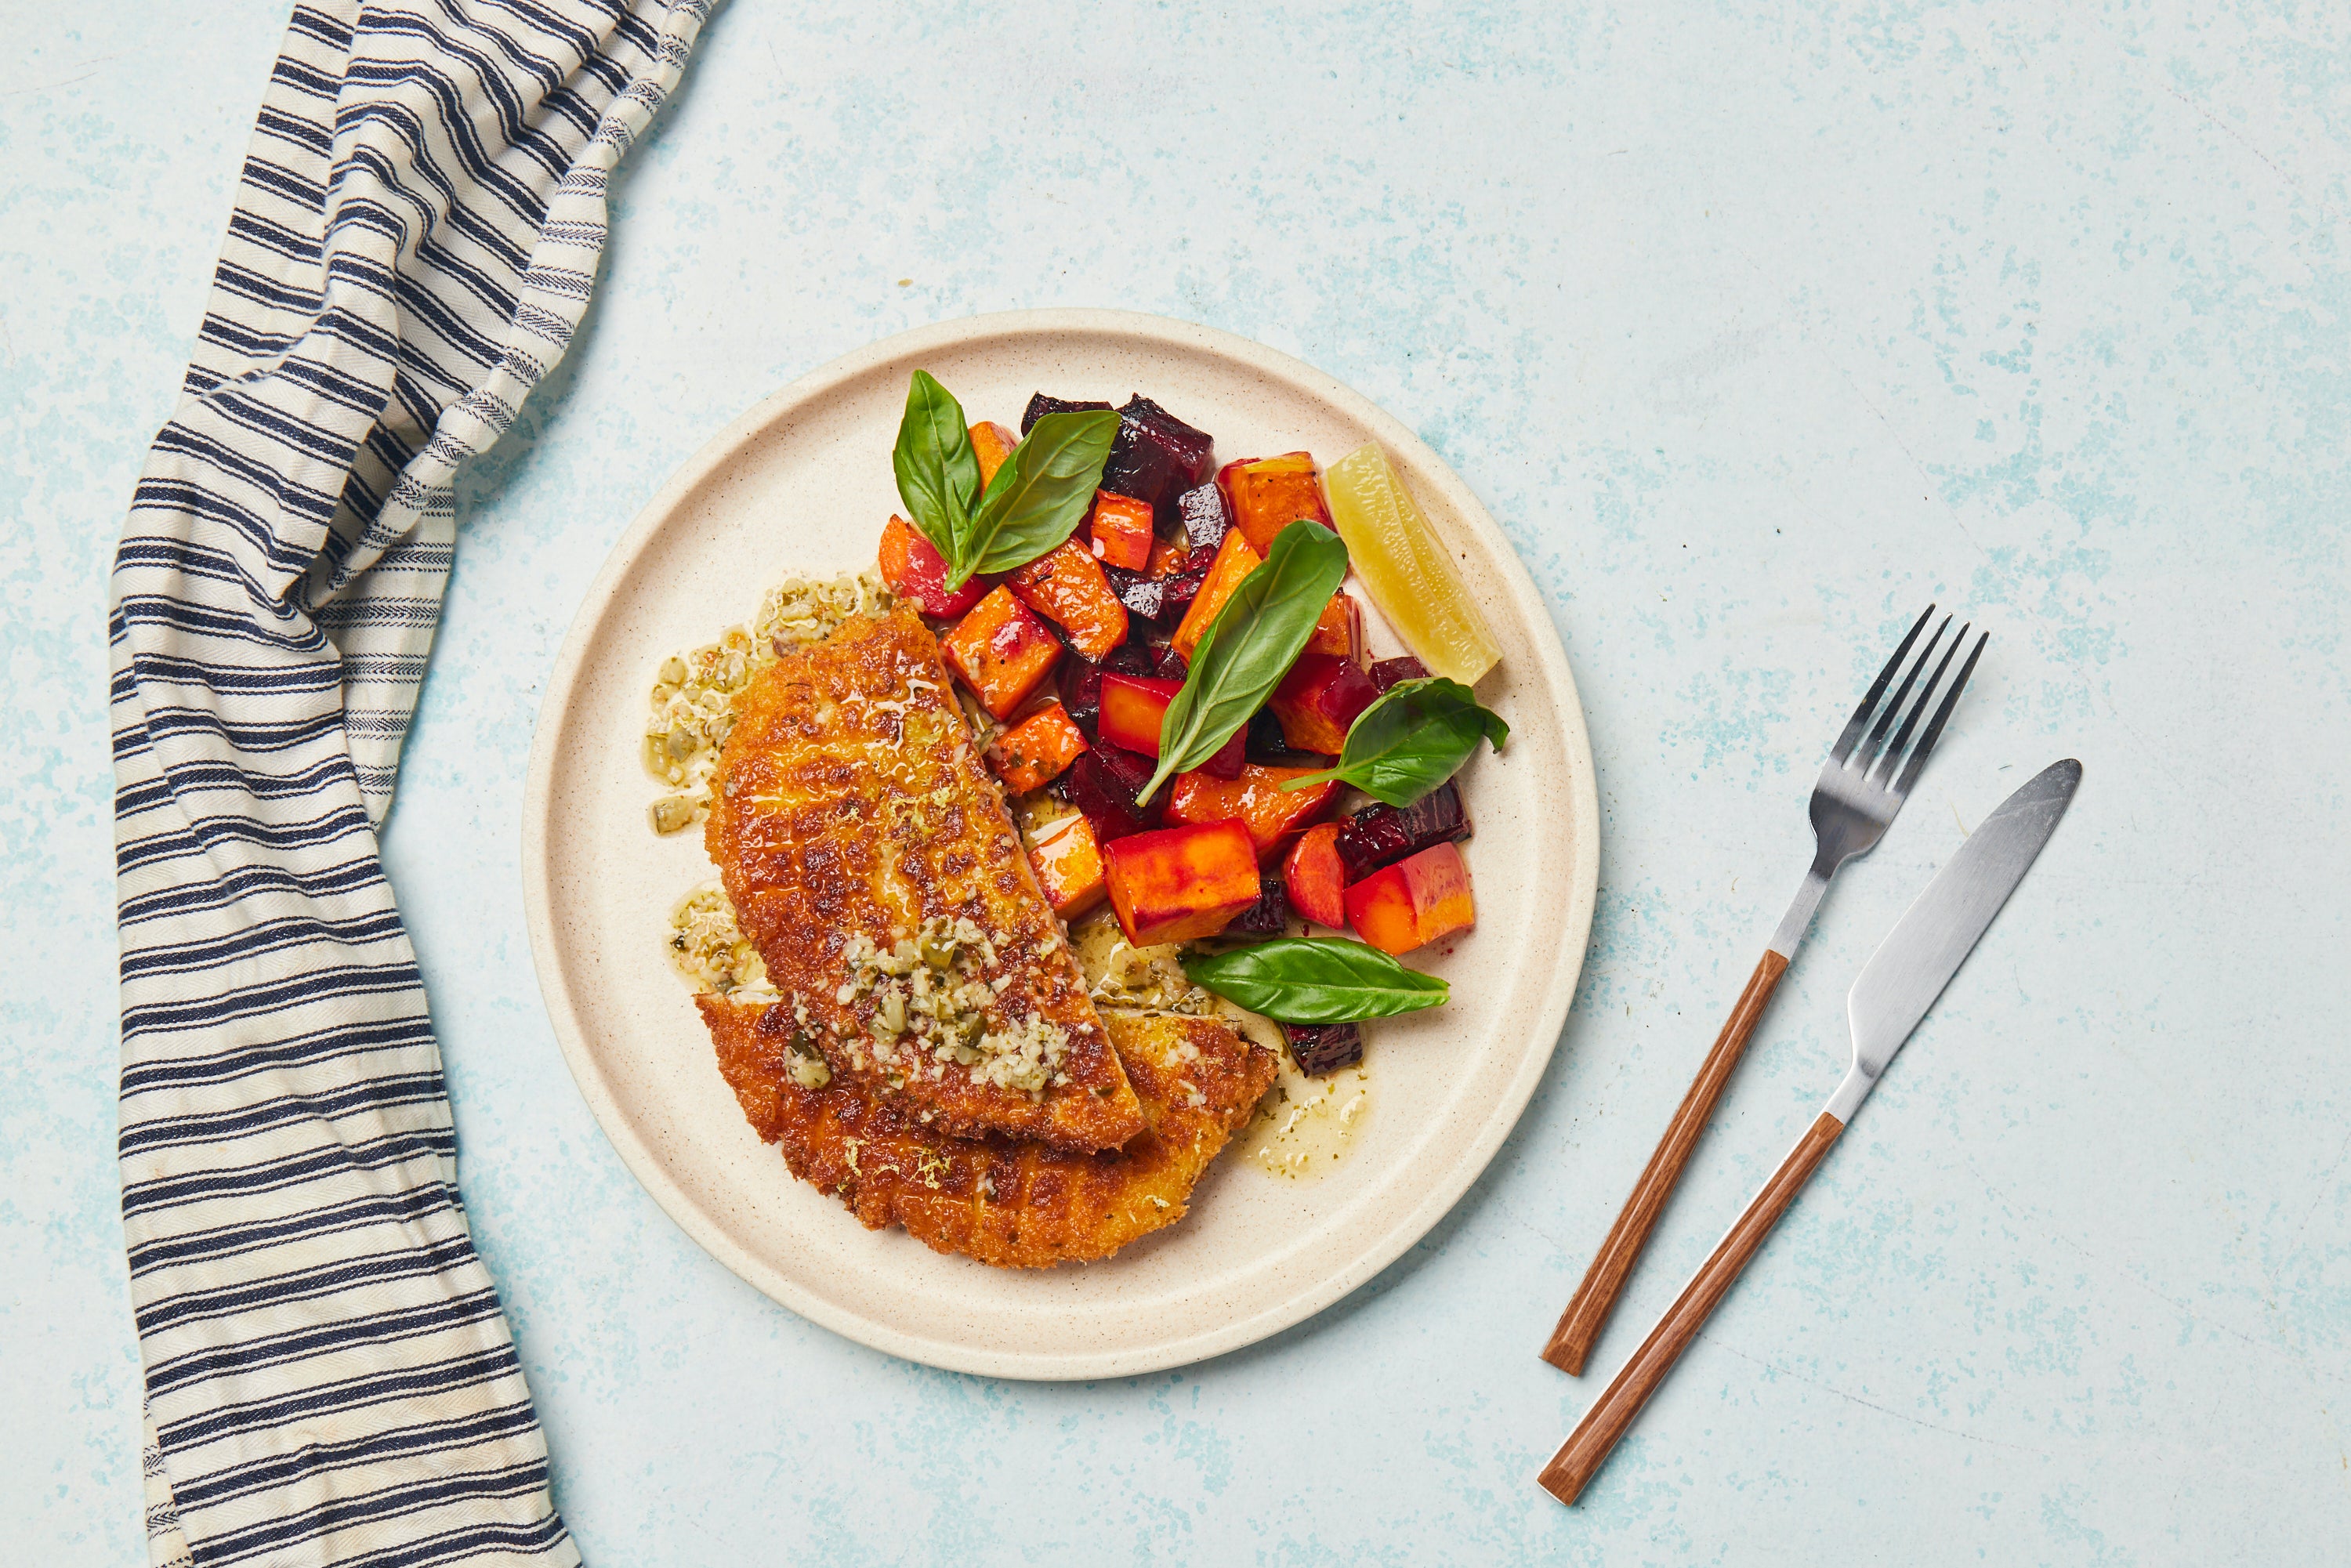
[
  {"x1": 892, "y1": 369, "x2": 980, "y2": 563},
  {"x1": 1278, "y1": 676, "x2": 1509, "y2": 806},
  {"x1": 1182, "y1": 938, "x2": 1448, "y2": 1023},
  {"x1": 955, "y1": 408, "x2": 1120, "y2": 585},
  {"x1": 1136, "y1": 520, "x2": 1351, "y2": 805}
]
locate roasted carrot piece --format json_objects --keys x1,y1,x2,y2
[
  {"x1": 1171, "y1": 529, "x2": 1262, "y2": 661},
  {"x1": 988, "y1": 701, "x2": 1089, "y2": 793},
  {"x1": 1025, "y1": 811, "x2": 1107, "y2": 918},
  {"x1": 1282, "y1": 822, "x2": 1349, "y2": 927},
  {"x1": 943, "y1": 587, "x2": 1063, "y2": 719},
  {"x1": 1086, "y1": 491, "x2": 1155, "y2": 571},
  {"x1": 1009, "y1": 541, "x2": 1130, "y2": 661},
  {"x1": 1345, "y1": 841, "x2": 1475, "y2": 954},
  {"x1": 1165, "y1": 765, "x2": 1342, "y2": 863},
  {"x1": 970, "y1": 421, "x2": 1020, "y2": 487}
]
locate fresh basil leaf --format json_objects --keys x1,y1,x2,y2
[
  {"x1": 1279, "y1": 677, "x2": 1509, "y2": 806},
  {"x1": 955, "y1": 408, "x2": 1119, "y2": 585},
  {"x1": 1182, "y1": 938, "x2": 1448, "y2": 1023},
  {"x1": 892, "y1": 370, "x2": 980, "y2": 564},
  {"x1": 1137, "y1": 520, "x2": 1351, "y2": 804}
]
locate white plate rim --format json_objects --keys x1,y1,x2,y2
[{"x1": 519, "y1": 307, "x2": 1599, "y2": 1379}]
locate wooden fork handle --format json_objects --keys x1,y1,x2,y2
[
  {"x1": 1538, "y1": 1110, "x2": 1845, "y2": 1506},
  {"x1": 1541, "y1": 949, "x2": 1790, "y2": 1375}
]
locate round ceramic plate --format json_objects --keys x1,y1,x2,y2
[{"x1": 522, "y1": 310, "x2": 1599, "y2": 1378}]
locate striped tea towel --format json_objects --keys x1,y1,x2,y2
[{"x1": 108, "y1": 2, "x2": 705, "y2": 1561}]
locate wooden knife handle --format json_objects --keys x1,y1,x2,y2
[
  {"x1": 1538, "y1": 1109, "x2": 1845, "y2": 1506},
  {"x1": 1541, "y1": 949, "x2": 1790, "y2": 1375}
]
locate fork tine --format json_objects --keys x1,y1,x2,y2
[
  {"x1": 1829, "y1": 605, "x2": 1935, "y2": 765},
  {"x1": 1889, "y1": 629, "x2": 1987, "y2": 798},
  {"x1": 1853, "y1": 614, "x2": 1949, "y2": 777},
  {"x1": 1871, "y1": 621, "x2": 1968, "y2": 788}
]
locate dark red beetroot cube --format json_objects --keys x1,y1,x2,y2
[
  {"x1": 1333, "y1": 780, "x2": 1473, "y2": 882},
  {"x1": 1021, "y1": 393, "x2": 1114, "y2": 434},
  {"x1": 1244, "y1": 708, "x2": 1302, "y2": 765},
  {"x1": 1197, "y1": 726, "x2": 1246, "y2": 780},
  {"x1": 1063, "y1": 744, "x2": 1159, "y2": 840},
  {"x1": 1175, "y1": 482, "x2": 1232, "y2": 551},
  {"x1": 1103, "y1": 396, "x2": 1216, "y2": 519},
  {"x1": 1224, "y1": 875, "x2": 1289, "y2": 940},
  {"x1": 1368, "y1": 655, "x2": 1433, "y2": 694},
  {"x1": 1285, "y1": 1021, "x2": 1364, "y2": 1076},
  {"x1": 1148, "y1": 644, "x2": 1188, "y2": 682}
]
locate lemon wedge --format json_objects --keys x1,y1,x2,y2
[{"x1": 1323, "y1": 444, "x2": 1500, "y2": 685}]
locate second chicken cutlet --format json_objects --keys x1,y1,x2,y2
[
  {"x1": 706, "y1": 609, "x2": 1144, "y2": 1152},
  {"x1": 700, "y1": 996, "x2": 1278, "y2": 1267}
]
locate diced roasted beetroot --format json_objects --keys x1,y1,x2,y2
[
  {"x1": 1102, "y1": 566, "x2": 1166, "y2": 623},
  {"x1": 1333, "y1": 780, "x2": 1473, "y2": 882},
  {"x1": 1282, "y1": 822, "x2": 1349, "y2": 929},
  {"x1": 1197, "y1": 726, "x2": 1245, "y2": 780},
  {"x1": 1368, "y1": 654, "x2": 1433, "y2": 693},
  {"x1": 1244, "y1": 708, "x2": 1292, "y2": 763},
  {"x1": 1063, "y1": 745, "x2": 1157, "y2": 840},
  {"x1": 1103, "y1": 819, "x2": 1262, "y2": 946},
  {"x1": 1148, "y1": 643, "x2": 1188, "y2": 681},
  {"x1": 1175, "y1": 482, "x2": 1232, "y2": 551},
  {"x1": 1268, "y1": 652, "x2": 1380, "y2": 754},
  {"x1": 1021, "y1": 393, "x2": 1113, "y2": 433},
  {"x1": 1101, "y1": 396, "x2": 1216, "y2": 520},
  {"x1": 1099, "y1": 672, "x2": 1182, "y2": 756},
  {"x1": 1225, "y1": 875, "x2": 1289, "y2": 940},
  {"x1": 1285, "y1": 1021, "x2": 1364, "y2": 1076},
  {"x1": 1346, "y1": 841, "x2": 1475, "y2": 955}
]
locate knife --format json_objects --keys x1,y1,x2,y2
[{"x1": 1537, "y1": 758, "x2": 2082, "y2": 1506}]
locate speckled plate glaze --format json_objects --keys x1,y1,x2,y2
[{"x1": 521, "y1": 310, "x2": 1598, "y2": 1378}]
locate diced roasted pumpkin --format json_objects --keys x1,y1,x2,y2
[
  {"x1": 1282, "y1": 821, "x2": 1349, "y2": 928},
  {"x1": 1147, "y1": 534, "x2": 1196, "y2": 577},
  {"x1": 1103, "y1": 819, "x2": 1262, "y2": 946},
  {"x1": 1306, "y1": 592, "x2": 1364, "y2": 662},
  {"x1": 1097, "y1": 672, "x2": 1181, "y2": 756},
  {"x1": 943, "y1": 587, "x2": 1062, "y2": 719},
  {"x1": 1009, "y1": 540, "x2": 1129, "y2": 661},
  {"x1": 1171, "y1": 528, "x2": 1262, "y2": 661},
  {"x1": 1221, "y1": 451, "x2": 1335, "y2": 554},
  {"x1": 879, "y1": 514, "x2": 988, "y2": 619},
  {"x1": 1268, "y1": 652, "x2": 1380, "y2": 755},
  {"x1": 1085, "y1": 491, "x2": 1155, "y2": 571},
  {"x1": 970, "y1": 420, "x2": 1020, "y2": 487},
  {"x1": 1165, "y1": 765, "x2": 1341, "y2": 863},
  {"x1": 1346, "y1": 841, "x2": 1475, "y2": 955},
  {"x1": 1025, "y1": 811, "x2": 1107, "y2": 918},
  {"x1": 987, "y1": 701, "x2": 1089, "y2": 793}
]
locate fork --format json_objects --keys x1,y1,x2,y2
[{"x1": 1539, "y1": 607, "x2": 1987, "y2": 1375}]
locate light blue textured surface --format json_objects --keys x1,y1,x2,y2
[{"x1": 5, "y1": 2, "x2": 2348, "y2": 1562}]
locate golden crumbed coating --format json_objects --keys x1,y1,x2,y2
[
  {"x1": 700, "y1": 997, "x2": 1279, "y2": 1269},
  {"x1": 705, "y1": 610, "x2": 1143, "y2": 1152}
]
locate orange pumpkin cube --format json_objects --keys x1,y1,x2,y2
[
  {"x1": 1025, "y1": 812, "x2": 1107, "y2": 918},
  {"x1": 1268, "y1": 652, "x2": 1381, "y2": 755},
  {"x1": 1009, "y1": 540, "x2": 1129, "y2": 661},
  {"x1": 1345, "y1": 841, "x2": 1475, "y2": 954},
  {"x1": 1097, "y1": 673, "x2": 1182, "y2": 756},
  {"x1": 1086, "y1": 491, "x2": 1155, "y2": 571},
  {"x1": 878, "y1": 514, "x2": 990, "y2": 619},
  {"x1": 1223, "y1": 451, "x2": 1334, "y2": 554},
  {"x1": 987, "y1": 701, "x2": 1089, "y2": 793},
  {"x1": 1282, "y1": 821, "x2": 1349, "y2": 928},
  {"x1": 1306, "y1": 592, "x2": 1364, "y2": 662},
  {"x1": 1171, "y1": 528, "x2": 1262, "y2": 661},
  {"x1": 1165, "y1": 765, "x2": 1342, "y2": 864},
  {"x1": 970, "y1": 420, "x2": 1020, "y2": 487},
  {"x1": 943, "y1": 587, "x2": 1063, "y2": 719},
  {"x1": 1147, "y1": 534, "x2": 1194, "y2": 578},
  {"x1": 1103, "y1": 819, "x2": 1262, "y2": 945}
]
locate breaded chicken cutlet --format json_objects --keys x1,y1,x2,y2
[
  {"x1": 705, "y1": 610, "x2": 1143, "y2": 1153},
  {"x1": 700, "y1": 995, "x2": 1278, "y2": 1267}
]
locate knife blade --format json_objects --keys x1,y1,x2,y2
[
  {"x1": 1538, "y1": 757, "x2": 2082, "y2": 1506},
  {"x1": 1824, "y1": 756, "x2": 2081, "y2": 1121}
]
